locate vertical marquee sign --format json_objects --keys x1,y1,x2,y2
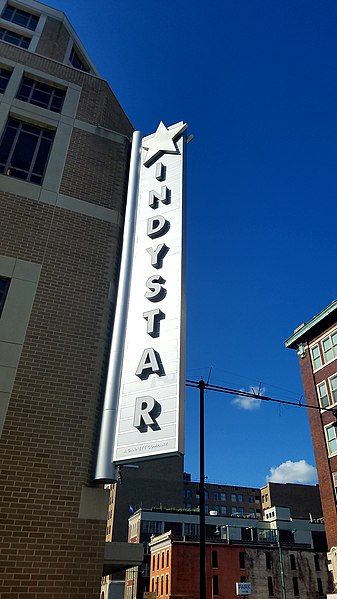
[{"x1": 94, "y1": 122, "x2": 187, "y2": 480}]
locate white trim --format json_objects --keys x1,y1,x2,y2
[{"x1": 324, "y1": 422, "x2": 337, "y2": 458}]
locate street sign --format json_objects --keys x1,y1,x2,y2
[{"x1": 236, "y1": 582, "x2": 252, "y2": 595}]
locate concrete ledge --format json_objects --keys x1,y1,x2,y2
[{"x1": 103, "y1": 542, "x2": 144, "y2": 575}]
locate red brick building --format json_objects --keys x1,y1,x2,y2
[
  {"x1": 286, "y1": 299, "x2": 337, "y2": 588},
  {"x1": 0, "y1": 0, "x2": 134, "y2": 596}
]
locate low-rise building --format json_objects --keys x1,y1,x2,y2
[{"x1": 126, "y1": 505, "x2": 329, "y2": 599}]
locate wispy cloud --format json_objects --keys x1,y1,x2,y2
[
  {"x1": 266, "y1": 459, "x2": 317, "y2": 484},
  {"x1": 232, "y1": 386, "x2": 265, "y2": 411}
]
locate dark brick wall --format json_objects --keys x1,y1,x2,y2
[
  {"x1": 35, "y1": 16, "x2": 70, "y2": 63},
  {"x1": 60, "y1": 129, "x2": 130, "y2": 209}
]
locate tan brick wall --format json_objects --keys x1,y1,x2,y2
[
  {"x1": 35, "y1": 16, "x2": 70, "y2": 63},
  {"x1": 0, "y1": 192, "x2": 125, "y2": 596},
  {"x1": 60, "y1": 129, "x2": 130, "y2": 209}
]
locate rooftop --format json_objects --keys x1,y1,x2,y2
[{"x1": 285, "y1": 299, "x2": 337, "y2": 349}]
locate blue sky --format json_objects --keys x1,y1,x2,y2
[{"x1": 51, "y1": 0, "x2": 337, "y2": 487}]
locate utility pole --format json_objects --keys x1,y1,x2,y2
[
  {"x1": 276, "y1": 529, "x2": 286, "y2": 599},
  {"x1": 199, "y1": 379, "x2": 206, "y2": 599}
]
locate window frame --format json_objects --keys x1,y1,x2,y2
[
  {"x1": 0, "y1": 117, "x2": 55, "y2": 185},
  {"x1": 0, "y1": 26, "x2": 31, "y2": 48},
  {"x1": 1, "y1": 4, "x2": 39, "y2": 31},
  {"x1": 16, "y1": 75, "x2": 66, "y2": 113},
  {"x1": 325, "y1": 422, "x2": 337, "y2": 457},
  {"x1": 317, "y1": 380, "x2": 329, "y2": 409},
  {"x1": 310, "y1": 327, "x2": 337, "y2": 372},
  {"x1": 69, "y1": 46, "x2": 89, "y2": 72}
]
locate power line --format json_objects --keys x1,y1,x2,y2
[{"x1": 186, "y1": 378, "x2": 337, "y2": 416}]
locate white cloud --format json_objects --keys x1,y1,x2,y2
[
  {"x1": 232, "y1": 386, "x2": 264, "y2": 411},
  {"x1": 266, "y1": 460, "x2": 317, "y2": 484}
]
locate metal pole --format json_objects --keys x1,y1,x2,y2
[
  {"x1": 277, "y1": 530, "x2": 286, "y2": 599},
  {"x1": 199, "y1": 379, "x2": 206, "y2": 599}
]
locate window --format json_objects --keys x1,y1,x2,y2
[
  {"x1": 265, "y1": 552, "x2": 272, "y2": 570},
  {"x1": 237, "y1": 494, "x2": 243, "y2": 502},
  {"x1": 330, "y1": 376, "x2": 337, "y2": 405},
  {"x1": 212, "y1": 550, "x2": 218, "y2": 568},
  {"x1": 0, "y1": 118, "x2": 55, "y2": 185},
  {"x1": 184, "y1": 523, "x2": 200, "y2": 537},
  {"x1": 220, "y1": 493, "x2": 226, "y2": 501},
  {"x1": 205, "y1": 504, "x2": 209, "y2": 513},
  {"x1": 165, "y1": 574, "x2": 169, "y2": 595},
  {"x1": 184, "y1": 488, "x2": 191, "y2": 499},
  {"x1": 0, "y1": 66, "x2": 11, "y2": 93},
  {"x1": 0, "y1": 26, "x2": 30, "y2": 48},
  {"x1": 239, "y1": 552, "x2": 245, "y2": 569},
  {"x1": 333, "y1": 472, "x2": 337, "y2": 500},
  {"x1": 141, "y1": 521, "x2": 162, "y2": 534},
  {"x1": 267, "y1": 576, "x2": 274, "y2": 596},
  {"x1": 160, "y1": 576, "x2": 164, "y2": 595},
  {"x1": 292, "y1": 576, "x2": 299, "y2": 597},
  {"x1": 17, "y1": 76, "x2": 66, "y2": 113},
  {"x1": 214, "y1": 492, "x2": 220, "y2": 501},
  {"x1": 157, "y1": 553, "x2": 160, "y2": 570},
  {"x1": 220, "y1": 506, "x2": 227, "y2": 515},
  {"x1": 317, "y1": 577, "x2": 324, "y2": 596},
  {"x1": 248, "y1": 496, "x2": 254, "y2": 504},
  {"x1": 205, "y1": 491, "x2": 209, "y2": 500},
  {"x1": 232, "y1": 507, "x2": 244, "y2": 516},
  {"x1": 311, "y1": 345, "x2": 323, "y2": 369},
  {"x1": 240, "y1": 576, "x2": 246, "y2": 582},
  {"x1": 0, "y1": 277, "x2": 10, "y2": 317},
  {"x1": 166, "y1": 550, "x2": 169, "y2": 567},
  {"x1": 214, "y1": 505, "x2": 220, "y2": 513},
  {"x1": 152, "y1": 555, "x2": 155, "y2": 571},
  {"x1": 323, "y1": 332, "x2": 337, "y2": 363},
  {"x1": 325, "y1": 424, "x2": 337, "y2": 455},
  {"x1": 184, "y1": 503, "x2": 192, "y2": 509},
  {"x1": 212, "y1": 575, "x2": 219, "y2": 596},
  {"x1": 161, "y1": 552, "x2": 164, "y2": 568},
  {"x1": 290, "y1": 554, "x2": 296, "y2": 570},
  {"x1": 231, "y1": 494, "x2": 237, "y2": 502},
  {"x1": 317, "y1": 381, "x2": 329, "y2": 409},
  {"x1": 69, "y1": 46, "x2": 89, "y2": 72},
  {"x1": 1, "y1": 4, "x2": 39, "y2": 30},
  {"x1": 314, "y1": 554, "x2": 320, "y2": 571}
]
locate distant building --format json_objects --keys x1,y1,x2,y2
[
  {"x1": 126, "y1": 505, "x2": 329, "y2": 599},
  {"x1": 183, "y1": 472, "x2": 262, "y2": 518},
  {"x1": 148, "y1": 505, "x2": 330, "y2": 599},
  {"x1": 261, "y1": 481, "x2": 322, "y2": 519},
  {"x1": 286, "y1": 300, "x2": 337, "y2": 588}
]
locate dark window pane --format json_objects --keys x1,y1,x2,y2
[
  {"x1": 0, "y1": 124, "x2": 16, "y2": 166},
  {"x1": 69, "y1": 47, "x2": 89, "y2": 72},
  {"x1": 0, "y1": 277, "x2": 10, "y2": 317},
  {"x1": 11, "y1": 130, "x2": 38, "y2": 171},
  {"x1": 33, "y1": 137, "x2": 53, "y2": 175},
  {"x1": 0, "y1": 67, "x2": 11, "y2": 93},
  {"x1": 2, "y1": 7, "x2": 13, "y2": 20},
  {"x1": 293, "y1": 577, "x2": 299, "y2": 597}
]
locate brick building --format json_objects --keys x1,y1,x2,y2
[
  {"x1": 148, "y1": 505, "x2": 330, "y2": 599},
  {"x1": 0, "y1": 0, "x2": 135, "y2": 596},
  {"x1": 286, "y1": 299, "x2": 337, "y2": 589},
  {"x1": 183, "y1": 473, "x2": 262, "y2": 518},
  {"x1": 125, "y1": 504, "x2": 329, "y2": 599},
  {"x1": 261, "y1": 481, "x2": 322, "y2": 519}
]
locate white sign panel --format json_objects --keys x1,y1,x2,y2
[
  {"x1": 113, "y1": 122, "x2": 186, "y2": 463},
  {"x1": 236, "y1": 583, "x2": 252, "y2": 596}
]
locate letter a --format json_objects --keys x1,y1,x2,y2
[{"x1": 135, "y1": 348, "x2": 162, "y2": 379}]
